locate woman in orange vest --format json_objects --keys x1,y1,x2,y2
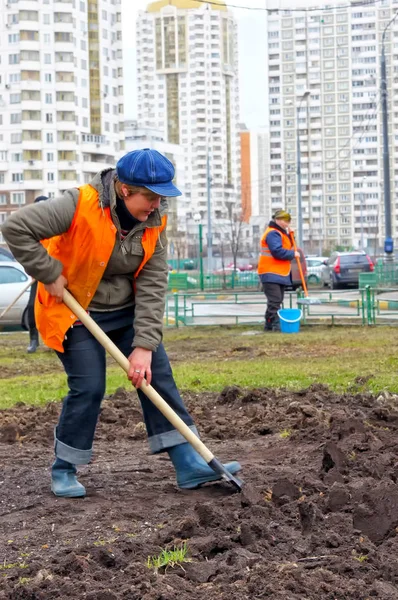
[
  {"x1": 258, "y1": 209, "x2": 300, "y2": 331},
  {"x1": 2, "y1": 149, "x2": 241, "y2": 498}
]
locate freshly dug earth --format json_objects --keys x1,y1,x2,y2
[{"x1": 2, "y1": 385, "x2": 398, "y2": 599}]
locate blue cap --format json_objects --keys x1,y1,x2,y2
[{"x1": 116, "y1": 148, "x2": 182, "y2": 197}]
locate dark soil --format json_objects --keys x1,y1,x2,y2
[{"x1": 2, "y1": 384, "x2": 398, "y2": 599}]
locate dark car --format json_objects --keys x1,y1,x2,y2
[{"x1": 321, "y1": 251, "x2": 374, "y2": 289}]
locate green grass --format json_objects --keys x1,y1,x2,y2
[
  {"x1": 1, "y1": 326, "x2": 398, "y2": 410},
  {"x1": 146, "y1": 542, "x2": 191, "y2": 572}
]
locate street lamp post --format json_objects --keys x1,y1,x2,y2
[
  {"x1": 360, "y1": 176, "x2": 366, "y2": 250},
  {"x1": 206, "y1": 151, "x2": 213, "y2": 274},
  {"x1": 296, "y1": 91, "x2": 310, "y2": 249},
  {"x1": 381, "y1": 13, "x2": 398, "y2": 261},
  {"x1": 206, "y1": 128, "x2": 218, "y2": 274},
  {"x1": 193, "y1": 213, "x2": 204, "y2": 291}
]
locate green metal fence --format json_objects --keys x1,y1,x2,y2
[
  {"x1": 359, "y1": 261, "x2": 398, "y2": 289},
  {"x1": 164, "y1": 286, "x2": 398, "y2": 328},
  {"x1": 168, "y1": 271, "x2": 259, "y2": 292}
]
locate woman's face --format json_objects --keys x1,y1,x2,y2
[
  {"x1": 275, "y1": 218, "x2": 291, "y2": 231},
  {"x1": 121, "y1": 185, "x2": 161, "y2": 222}
]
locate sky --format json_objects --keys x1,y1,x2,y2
[{"x1": 121, "y1": 0, "x2": 268, "y2": 129}]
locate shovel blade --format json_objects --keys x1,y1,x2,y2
[
  {"x1": 208, "y1": 457, "x2": 244, "y2": 491},
  {"x1": 297, "y1": 298, "x2": 322, "y2": 305}
]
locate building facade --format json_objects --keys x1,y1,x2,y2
[
  {"x1": 136, "y1": 0, "x2": 241, "y2": 258},
  {"x1": 0, "y1": 0, "x2": 125, "y2": 245},
  {"x1": 267, "y1": 0, "x2": 398, "y2": 254}
]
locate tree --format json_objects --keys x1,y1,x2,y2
[{"x1": 214, "y1": 203, "x2": 248, "y2": 283}]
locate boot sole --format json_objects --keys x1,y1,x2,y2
[{"x1": 51, "y1": 485, "x2": 86, "y2": 498}]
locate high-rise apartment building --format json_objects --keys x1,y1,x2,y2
[
  {"x1": 0, "y1": 0, "x2": 124, "y2": 245},
  {"x1": 267, "y1": 0, "x2": 398, "y2": 254},
  {"x1": 240, "y1": 124, "x2": 270, "y2": 221},
  {"x1": 136, "y1": 0, "x2": 241, "y2": 255}
]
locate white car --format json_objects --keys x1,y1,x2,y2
[
  {"x1": 0, "y1": 261, "x2": 32, "y2": 329},
  {"x1": 306, "y1": 256, "x2": 328, "y2": 284}
]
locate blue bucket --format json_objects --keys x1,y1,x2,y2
[{"x1": 277, "y1": 308, "x2": 302, "y2": 334}]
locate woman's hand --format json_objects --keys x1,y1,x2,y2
[
  {"x1": 128, "y1": 347, "x2": 152, "y2": 388},
  {"x1": 44, "y1": 274, "x2": 68, "y2": 303}
]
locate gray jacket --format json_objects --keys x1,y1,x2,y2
[{"x1": 1, "y1": 169, "x2": 168, "y2": 351}]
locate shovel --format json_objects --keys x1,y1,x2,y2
[
  {"x1": 62, "y1": 289, "x2": 243, "y2": 492},
  {"x1": 291, "y1": 233, "x2": 322, "y2": 306}
]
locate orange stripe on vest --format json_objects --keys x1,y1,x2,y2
[
  {"x1": 35, "y1": 184, "x2": 166, "y2": 352},
  {"x1": 257, "y1": 226, "x2": 293, "y2": 277}
]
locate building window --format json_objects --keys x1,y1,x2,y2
[
  {"x1": 9, "y1": 54, "x2": 19, "y2": 65},
  {"x1": 45, "y1": 93, "x2": 52, "y2": 104},
  {"x1": 46, "y1": 133, "x2": 53, "y2": 143},
  {"x1": 44, "y1": 53, "x2": 52, "y2": 64},
  {"x1": 47, "y1": 172, "x2": 55, "y2": 182},
  {"x1": 12, "y1": 173, "x2": 23, "y2": 183},
  {"x1": 11, "y1": 192, "x2": 25, "y2": 205}
]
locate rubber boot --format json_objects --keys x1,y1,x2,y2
[
  {"x1": 27, "y1": 328, "x2": 39, "y2": 354},
  {"x1": 264, "y1": 318, "x2": 274, "y2": 332},
  {"x1": 51, "y1": 458, "x2": 86, "y2": 498},
  {"x1": 272, "y1": 316, "x2": 281, "y2": 332},
  {"x1": 168, "y1": 442, "x2": 242, "y2": 489}
]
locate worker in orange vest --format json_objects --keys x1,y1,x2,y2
[
  {"x1": 2, "y1": 149, "x2": 241, "y2": 498},
  {"x1": 258, "y1": 209, "x2": 300, "y2": 331}
]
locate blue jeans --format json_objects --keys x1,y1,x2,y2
[{"x1": 54, "y1": 311, "x2": 197, "y2": 465}]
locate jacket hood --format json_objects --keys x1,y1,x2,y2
[{"x1": 89, "y1": 168, "x2": 168, "y2": 223}]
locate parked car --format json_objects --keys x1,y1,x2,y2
[
  {"x1": 0, "y1": 247, "x2": 15, "y2": 262},
  {"x1": 321, "y1": 251, "x2": 374, "y2": 289},
  {"x1": 0, "y1": 261, "x2": 31, "y2": 329},
  {"x1": 306, "y1": 256, "x2": 328, "y2": 284},
  {"x1": 226, "y1": 262, "x2": 254, "y2": 271},
  {"x1": 213, "y1": 266, "x2": 241, "y2": 275}
]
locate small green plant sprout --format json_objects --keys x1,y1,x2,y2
[
  {"x1": 0, "y1": 562, "x2": 29, "y2": 571},
  {"x1": 280, "y1": 428, "x2": 292, "y2": 439},
  {"x1": 18, "y1": 577, "x2": 31, "y2": 585},
  {"x1": 146, "y1": 542, "x2": 191, "y2": 573},
  {"x1": 352, "y1": 551, "x2": 368, "y2": 563}
]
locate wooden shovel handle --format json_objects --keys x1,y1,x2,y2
[
  {"x1": 290, "y1": 233, "x2": 309, "y2": 298},
  {"x1": 62, "y1": 289, "x2": 214, "y2": 463}
]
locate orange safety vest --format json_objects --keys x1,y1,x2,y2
[
  {"x1": 258, "y1": 225, "x2": 293, "y2": 277},
  {"x1": 35, "y1": 183, "x2": 167, "y2": 353}
]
